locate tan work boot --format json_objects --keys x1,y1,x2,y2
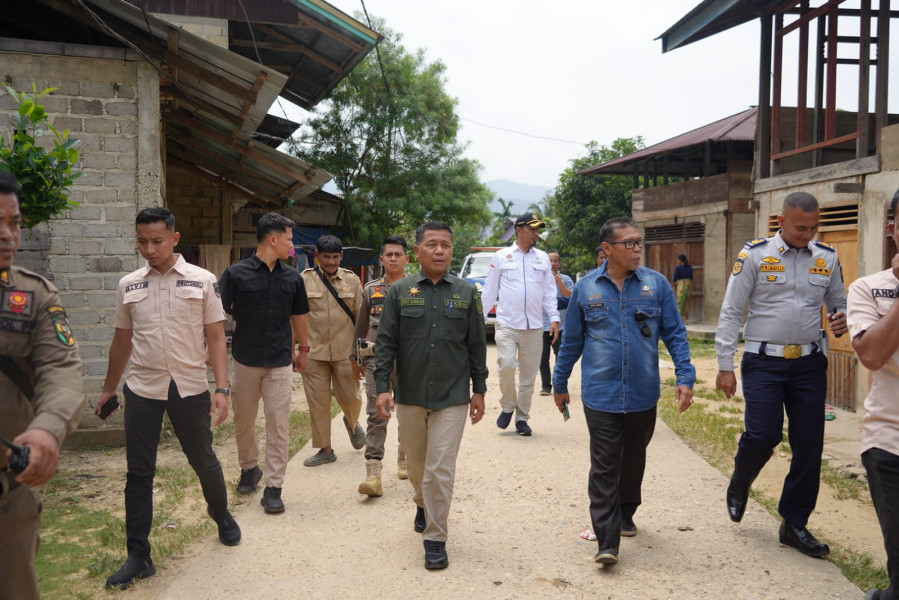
[
  {"x1": 358, "y1": 459, "x2": 383, "y2": 497},
  {"x1": 397, "y1": 449, "x2": 409, "y2": 481}
]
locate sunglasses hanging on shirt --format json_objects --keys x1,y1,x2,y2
[{"x1": 634, "y1": 312, "x2": 652, "y2": 338}]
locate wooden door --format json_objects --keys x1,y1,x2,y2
[{"x1": 645, "y1": 240, "x2": 704, "y2": 322}]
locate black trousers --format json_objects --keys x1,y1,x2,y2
[
  {"x1": 583, "y1": 405, "x2": 657, "y2": 552},
  {"x1": 539, "y1": 330, "x2": 562, "y2": 391},
  {"x1": 732, "y1": 351, "x2": 826, "y2": 528},
  {"x1": 124, "y1": 381, "x2": 228, "y2": 558},
  {"x1": 863, "y1": 447, "x2": 899, "y2": 600}
]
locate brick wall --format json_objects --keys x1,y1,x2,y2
[
  {"x1": 0, "y1": 44, "x2": 162, "y2": 428},
  {"x1": 167, "y1": 164, "x2": 225, "y2": 246}
]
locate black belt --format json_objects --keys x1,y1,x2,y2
[{"x1": 0, "y1": 469, "x2": 21, "y2": 500}]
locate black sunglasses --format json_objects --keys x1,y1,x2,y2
[{"x1": 634, "y1": 313, "x2": 652, "y2": 338}]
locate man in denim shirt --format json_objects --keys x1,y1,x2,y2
[{"x1": 553, "y1": 217, "x2": 695, "y2": 566}]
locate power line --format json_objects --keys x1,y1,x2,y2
[{"x1": 459, "y1": 117, "x2": 587, "y2": 146}]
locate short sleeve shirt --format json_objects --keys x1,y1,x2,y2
[
  {"x1": 847, "y1": 269, "x2": 899, "y2": 456},
  {"x1": 220, "y1": 255, "x2": 309, "y2": 368},
  {"x1": 115, "y1": 254, "x2": 225, "y2": 399}
]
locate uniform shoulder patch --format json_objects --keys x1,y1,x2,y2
[
  {"x1": 744, "y1": 238, "x2": 768, "y2": 249},
  {"x1": 50, "y1": 310, "x2": 76, "y2": 346},
  {"x1": 814, "y1": 241, "x2": 835, "y2": 252}
]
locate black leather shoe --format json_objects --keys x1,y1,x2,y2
[
  {"x1": 105, "y1": 555, "x2": 156, "y2": 590},
  {"x1": 424, "y1": 540, "x2": 449, "y2": 570},
  {"x1": 414, "y1": 506, "x2": 426, "y2": 533},
  {"x1": 621, "y1": 516, "x2": 637, "y2": 537},
  {"x1": 779, "y1": 520, "x2": 830, "y2": 557},
  {"x1": 594, "y1": 548, "x2": 618, "y2": 565},
  {"x1": 261, "y1": 486, "x2": 285, "y2": 514},
  {"x1": 208, "y1": 508, "x2": 241, "y2": 546},
  {"x1": 236, "y1": 466, "x2": 262, "y2": 495},
  {"x1": 864, "y1": 589, "x2": 884, "y2": 600},
  {"x1": 726, "y1": 484, "x2": 748, "y2": 523}
]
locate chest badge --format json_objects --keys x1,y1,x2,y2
[
  {"x1": 767, "y1": 275, "x2": 778, "y2": 282},
  {"x1": 761, "y1": 256, "x2": 781, "y2": 264},
  {"x1": 815, "y1": 257, "x2": 827, "y2": 268},
  {"x1": 409, "y1": 286, "x2": 420, "y2": 296},
  {"x1": 453, "y1": 293, "x2": 460, "y2": 299},
  {"x1": 7, "y1": 290, "x2": 30, "y2": 314}
]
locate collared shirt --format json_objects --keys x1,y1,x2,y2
[
  {"x1": 0, "y1": 265, "x2": 84, "y2": 463},
  {"x1": 220, "y1": 255, "x2": 309, "y2": 368},
  {"x1": 481, "y1": 244, "x2": 559, "y2": 330},
  {"x1": 354, "y1": 276, "x2": 393, "y2": 344},
  {"x1": 847, "y1": 269, "x2": 899, "y2": 456},
  {"x1": 716, "y1": 231, "x2": 847, "y2": 371},
  {"x1": 116, "y1": 254, "x2": 225, "y2": 399},
  {"x1": 543, "y1": 272, "x2": 574, "y2": 331},
  {"x1": 673, "y1": 264, "x2": 693, "y2": 282},
  {"x1": 374, "y1": 272, "x2": 488, "y2": 409},
  {"x1": 301, "y1": 266, "x2": 362, "y2": 362},
  {"x1": 553, "y1": 265, "x2": 695, "y2": 413}
]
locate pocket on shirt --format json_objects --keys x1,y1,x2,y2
[
  {"x1": 173, "y1": 285, "x2": 204, "y2": 323},
  {"x1": 400, "y1": 305, "x2": 426, "y2": 336},
  {"x1": 500, "y1": 262, "x2": 521, "y2": 282}
]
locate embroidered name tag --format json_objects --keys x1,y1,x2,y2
[
  {"x1": 401, "y1": 298, "x2": 425, "y2": 306},
  {"x1": 177, "y1": 280, "x2": 203, "y2": 288},
  {"x1": 444, "y1": 299, "x2": 469, "y2": 309},
  {"x1": 125, "y1": 282, "x2": 149, "y2": 293},
  {"x1": 809, "y1": 267, "x2": 832, "y2": 276},
  {"x1": 872, "y1": 288, "x2": 897, "y2": 298},
  {"x1": 759, "y1": 265, "x2": 785, "y2": 272},
  {"x1": 0, "y1": 316, "x2": 36, "y2": 333}
]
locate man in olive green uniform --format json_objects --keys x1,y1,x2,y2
[
  {"x1": 375, "y1": 221, "x2": 488, "y2": 570},
  {"x1": 0, "y1": 172, "x2": 84, "y2": 600},
  {"x1": 353, "y1": 235, "x2": 410, "y2": 496}
]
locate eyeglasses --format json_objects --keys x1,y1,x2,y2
[
  {"x1": 607, "y1": 238, "x2": 644, "y2": 250},
  {"x1": 634, "y1": 312, "x2": 652, "y2": 338}
]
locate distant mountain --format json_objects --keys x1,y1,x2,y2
[{"x1": 484, "y1": 179, "x2": 552, "y2": 216}]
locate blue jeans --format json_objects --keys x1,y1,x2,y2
[{"x1": 863, "y1": 447, "x2": 899, "y2": 600}]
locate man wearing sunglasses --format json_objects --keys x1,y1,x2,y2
[
  {"x1": 553, "y1": 217, "x2": 695, "y2": 566},
  {"x1": 716, "y1": 192, "x2": 847, "y2": 558}
]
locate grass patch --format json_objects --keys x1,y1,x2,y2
[
  {"x1": 688, "y1": 338, "x2": 718, "y2": 359},
  {"x1": 659, "y1": 381, "x2": 886, "y2": 592}
]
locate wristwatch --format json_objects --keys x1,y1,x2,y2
[{"x1": 214, "y1": 388, "x2": 230, "y2": 397}]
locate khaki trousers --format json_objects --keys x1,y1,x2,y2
[
  {"x1": 362, "y1": 357, "x2": 400, "y2": 461},
  {"x1": 495, "y1": 322, "x2": 544, "y2": 422},
  {"x1": 397, "y1": 403, "x2": 468, "y2": 542},
  {"x1": 231, "y1": 360, "x2": 294, "y2": 487},
  {"x1": 0, "y1": 486, "x2": 41, "y2": 600},
  {"x1": 301, "y1": 358, "x2": 362, "y2": 449}
]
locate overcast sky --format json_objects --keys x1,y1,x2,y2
[{"x1": 282, "y1": 1, "x2": 875, "y2": 190}]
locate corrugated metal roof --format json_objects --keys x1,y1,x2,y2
[
  {"x1": 579, "y1": 107, "x2": 757, "y2": 176},
  {"x1": 657, "y1": 0, "x2": 786, "y2": 53}
]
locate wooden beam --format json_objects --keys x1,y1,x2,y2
[
  {"x1": 875, "y1": 0, "x2": 891, "y2": 156},
  {"x1": 168, "y1": 142, "x2": 286, "y2": 199},
  {"x1": 229, "y1": 39, "x2": 346, "y2": 75},
  {"x1": 162, "y1": 84, "x2": 244, "y2": 127},
  {"x1": 857, "y1": 0, "x2": 871, "y2": 158},
  {"x1": 833, "y1": 182, "x2": 865, "y2": 193},
  {"x1": 296, "y1": 16, "x2": 366, "y2": 54},
  {"x1": 759, "y1": 13, "x2": 773, "y2": 179}
]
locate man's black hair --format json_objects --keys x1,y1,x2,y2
[
  {"x1": 415, "y1": 221, "x2": 453, "y2": 244},
  {"x1": 136, "y1": 207, "x2": 175, "y2": 231},
  {"x1": 547, "y1": 249, "x2": 561, "y2": 259},
  {"x1": 891, "y1": 189, "x2": 899, "y2": 220},
  {"x1": 316, "y1": 234, "x2": 343, "y2": 253},
  {"x1": 382, "y1": 235, "x2": 408, "y2": 253},
  {"x1": 782, "y1": 192, "x2": 818, "y2": 213},
  {"x1": 0, "y1": 171, "x2": 22, "y2": 198},
  {"x1": 595, "y1": 246, "x2": 605, "y2": 258},
  {"x1": 599, "y1": 217, "x2": 637, "y2": 245},
  {"x1": 256, "y1": 212, "x2": 295, "y2": 242}
]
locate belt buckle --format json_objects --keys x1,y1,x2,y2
[{"x1": 783, "y1": 344, "x2": 802, "y2": 359}]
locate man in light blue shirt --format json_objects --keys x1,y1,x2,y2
[
  {"x1": 539, "y1": 250, "x2": 574, "y2": 396},
  {"x1": 553, "y1": 217, "x2": 694, "y2": 566}
]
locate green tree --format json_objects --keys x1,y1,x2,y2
[
  {"x1": 549, "y1": 137, "x2": 644, "y2": 273},
  {"x1": 0, "y1": 84, "x2": 82, "y2": 229},
  {"x1": 293, "y1": 18, "x2": 492, "y2": 250}
]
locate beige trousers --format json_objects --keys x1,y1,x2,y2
[
  {"x1": 397, "y1": 403, "x2": 468, "y2": 542},
  {"x1": 0, "y1": 486, "x2": 41, "y2": 600},
  {"x1": 494, "y1": 321, "x2": 544, "y2": 422},
  {"x1": 231, "y1": 360, "x2": 294, "y2": 488},
  {"x1": 301, "y1": 358, "x2": 362, "y2": 449}
]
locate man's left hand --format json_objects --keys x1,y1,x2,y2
[
  {"x1": 828, "y1": 310, "x2": 848, "y2": 337},
  {"x1": 470, "y1": 393, "x2": 485, "y2": 424},
  {"x1": 292, "y1": 351, "x2": 308, "y2": 373},
  {"x1": 550, "y1": 321, "x2": 560, "y2": 344},
  {"x1": 675, "y1": 386, "x2": 693, "y2": 413},
  {"x1": 211, "y1": 392, "x2": 229, "y2": 427},
  {"x1": 11, "y1": 428, "x2": 60, "y2": 487}
]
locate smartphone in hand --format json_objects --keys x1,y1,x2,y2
[
  {"x1": 98, "y1": 395, "x2": 120, "y2": 421},
  {"x1": 562, "y1": 401, "x2": 570, "y2": 422}
]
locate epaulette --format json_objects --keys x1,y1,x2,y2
[
  {"x1": 744, "y1": 238, "x2": 768, "y2": 249},
  {"x1": 814, "y1": 241, "x2": 835, "y2": 252},
  {"x1": 12, "y1": 265, "x2": 57, "y2": 292}
]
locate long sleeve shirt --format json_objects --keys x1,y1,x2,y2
[
  {"x1": 715, "y1": 231, "x2": 847, "y2": 371},
  {"x1": 374, "y1": 272, "x2": 488, "y2": 409},
  {"x1": 480, "y1": 244, "x2": 559, "y2": 330},
  {"x1": 552, "y1": 264, "x2": 695, "y2": 413}
]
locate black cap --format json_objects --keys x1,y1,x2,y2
[{"x1": 514, "y1": 212, "x2": 546, "y2": 229}]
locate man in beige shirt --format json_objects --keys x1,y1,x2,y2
[
  {"x1": 300, "y1": 234, "x2": 365, "y2": 466},
  {"x1": 98, "y1": 207, "x2": 239, "y2": 590}
]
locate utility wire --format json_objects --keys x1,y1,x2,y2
[{"x1": 460, "y1": 117, "x2": 588, "y2": 146}]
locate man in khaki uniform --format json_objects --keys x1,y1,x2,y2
[
  {"x1": 300, "y1": 234, "x2": 365, "y2": 466},
  {"x1": 352, "y1": 235, "x2": 410, "y2": 496},
  {"x1": 0, "y1": 172, "x2": 84, "y2": 600}
]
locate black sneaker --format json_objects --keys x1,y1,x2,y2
[
  {"x1": 105, "y1": 555, "x2": 156, "y2": 590},
  {"x1": 539, "y1": 387, "x2": 552, "y2": 396},
  {"x1": 414, "y1": 506, "x2": 426, "y2": 533},
  {"x1": 515, "y1": 420, "x2": 532, "y2": 436},
  {"x1": 424, "y1": 540, "x2": 449, "y2": 570},
  {"x1": 236, "y1": 466, "x2": 263, "y2": 495},
  {"x1": 621, "y1": 516, "x2": 637, "y2": 537},
  {"x1": 261, "y1": 486, "x2": 285, "y2": 514},
  {"x1": 208, "y1": 508, "x2": 241, "y2": 546}
]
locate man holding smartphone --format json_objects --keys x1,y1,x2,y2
[{"x1": 97, "y1": 207, "x2": 239, "y2": 590}]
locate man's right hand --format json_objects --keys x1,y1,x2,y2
[
  {"x1": 96, "y1": 390, "x2": 120, "y2": 419},
  {"x1": 553, "y1": 391, "x2": 570, "y2": 413},
  {"x1": 351, "y1": 362, "x2": 365, "y2": 380},
  {"x1": 716, "y1": 371, "x2": 737, "y2": 399},
  {"x1": 376, "y1": 392, "x2": 394, "y2": 420}
]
